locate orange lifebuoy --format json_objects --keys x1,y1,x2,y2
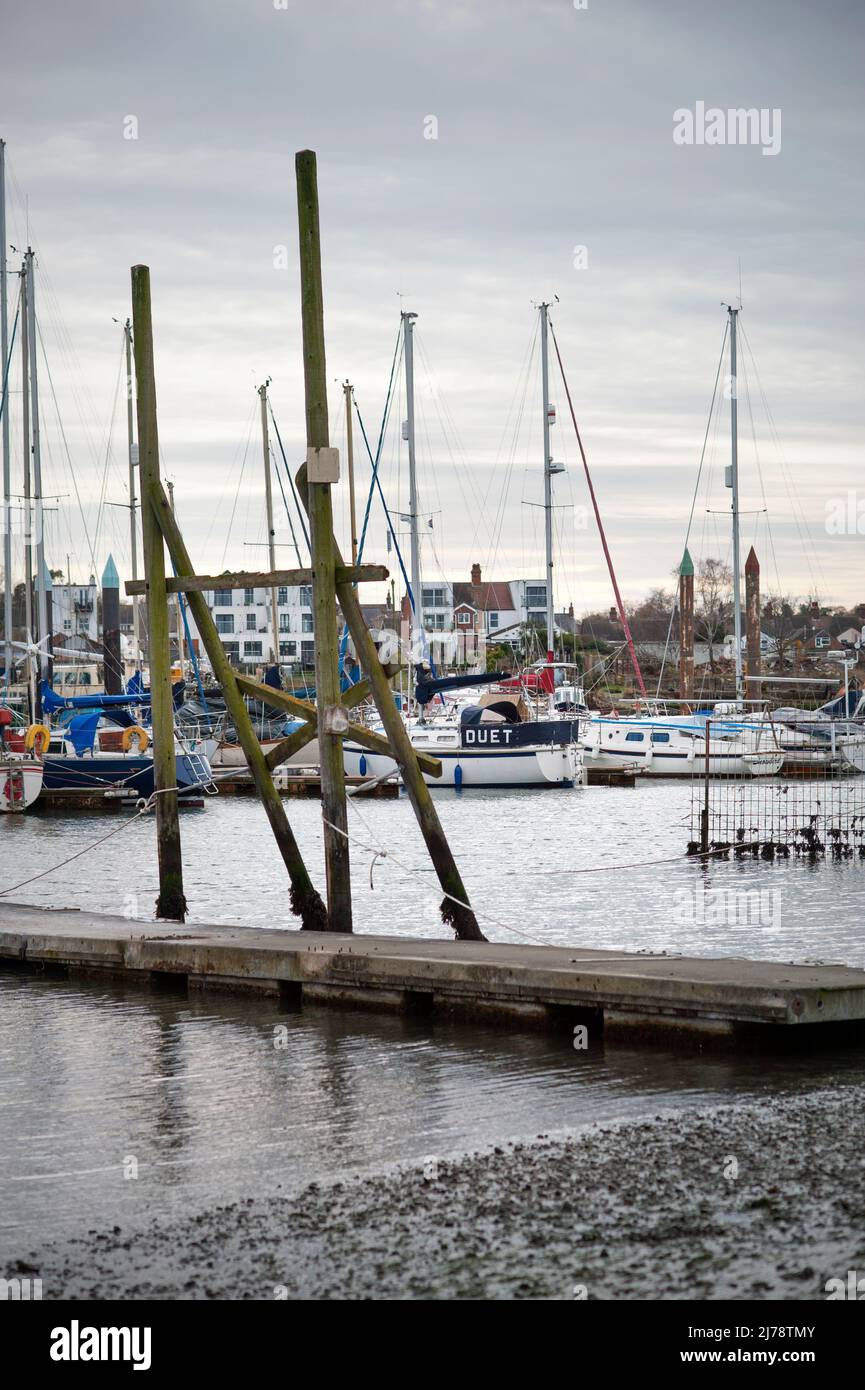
[{"x1": 122, "y1": 725, "x2": 150, "y2": 754}]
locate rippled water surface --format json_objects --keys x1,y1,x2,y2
[
  {"x1": 1, "y1": 781, "x2": 863, "y2": 960},
  {"x1": 1, "y1": 783, "x2": 864, "y2": 1257}
]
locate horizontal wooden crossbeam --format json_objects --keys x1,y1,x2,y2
[
  {"x1": 236, "y1": 673, "x2": 442, "y2": 779},
  {"x1": 125, "y1": 564, "x2": 388, "y2": 596},
  {"x1": 261, "y1": 667, "x2": 401, "y2": 770}
]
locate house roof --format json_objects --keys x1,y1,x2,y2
[
  {"x1": 452, "y1": 580, "x2": 515, "y2": 612},
  {"x1": 360, "y1": 603, "x2": 397, "y2": 630}
]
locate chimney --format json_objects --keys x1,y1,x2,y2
[
  {"x1": 568, "y1": 603, "x2": 574, "y2": 618},
  {"x1": 471, "y1": 563, "x2": 481, "y2": 585},
  {"x1": 609, "y1": 606, "x2": 618, "y2": 622}
]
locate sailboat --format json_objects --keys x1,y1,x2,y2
[
  {"x1": 342, "y1": 306, "x2": 584, "y2": 790},
  {"x1": 0, "y1": 707, "x2": 43, "y2": 810},
  {"x1": 6, "y1": 682, "x2": 214, "y2": 799},
  {"x1": 580, "y1": 305, "x2": 786, "y2": 779}
]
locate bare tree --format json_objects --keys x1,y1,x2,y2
[
  {"x1": 762, "y1": 594, "x2": 803, "y2": 670},
  {"x1": 695, "y1": 558, "x2": 732, "y2": 671}
]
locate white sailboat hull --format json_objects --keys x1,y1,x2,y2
[
  {"x1": 344, "y1": 741, "x2": 582, "y2": 789},
  {"x1": 209, "y1": 737, "x2": 321, "y2": 769},
  {"x1": 0, "y1": 760, "x2": 44, "y2": 812}
]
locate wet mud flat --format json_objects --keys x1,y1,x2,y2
[{"x1": 22, "y1": 1085, "x2": 865, "y2": 1300}]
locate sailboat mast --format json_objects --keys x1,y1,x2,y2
[
  {"x1": 540, "y1": 302, "x2": 555, "y2": 665},
  {"x1": 25, "y1": 248, "x2": 49, "y2": 686},
  {"x1": 343, "y1": 380, "x2": 358, "y2": 566},
  {"x1": 0, "y1": 140, "x2": 11, "y2": 683},
  {"x1": 20, "y1": 261, "x2": 34, "y2": 714},
  {"x1": 728, "y1": 305, "x2": 744, "y2": 702},
  {"x1": 402, "y1": 310, "x2": 421, "y2": 651},
  {"x1": 124, "y1": 318, "x2": 141, "y2": 668},
  {"x1": 258, "y1": 379, "x2": 279, "y2": 663}
]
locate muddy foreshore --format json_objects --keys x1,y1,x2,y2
[{"x1": 20, "y1": 1085, "x2": 865, "y2": 1300}]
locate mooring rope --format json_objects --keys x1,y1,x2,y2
[{"x1": 0, "y1": 785, "x2": 200, "y2": 898}]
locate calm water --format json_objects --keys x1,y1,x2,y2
[
  {"x1": 1, "y1": 780, "x2": 863, "y2": 962},
  {"x1": 1, "y1": 782, "x2": 864, "y2": 1259},
  {"x1": 4, "y1": 970, "x2": 865, "y2": 1256}
]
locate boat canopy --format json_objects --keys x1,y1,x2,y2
[
  {"x1": 415, "y1": 669, "x2": 506, "y2": 704},
  {"x1": 819, "y1": 688, "x2": 863, "y2": 718},
  {"x1": 66, "y1": 712, "x2": 104, "y2": 755},
  {"x1": 41, "y1": 680, "x2": 151, "y2": 714}
]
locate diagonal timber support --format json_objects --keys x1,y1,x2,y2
[
  {"x1": 235, "y1": 674, "x2": 443, "y2": 778},
  {"x1": 262, "y1": 674, "x2": 386, "y2": 771},
  {"x1": 295, "y1": 464, "x2": 486, "y2": 943},
  {"x1": 146, "y1": 478, "x2": 328, "y2": 931}
]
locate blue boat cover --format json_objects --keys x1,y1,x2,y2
[{"x1": 67, "y1": 712, "x2": 103, "y2": 755}]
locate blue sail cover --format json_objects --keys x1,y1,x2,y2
[
  {"x1": 66, "y1": 712, "x2": 103, "y2": 755},
  {"x1": 41, "y1": 680, "x2": 152, "y2": 714},
  {"x1": 126, "y1": 671, "x2": 147, "y2": 699},
  {"x1": 819, "y1": 688, "x2": 861, "y2": 718}
]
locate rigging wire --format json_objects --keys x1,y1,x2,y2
[
  {"x1": 268, "y1": 401, "x2": 311, "y2": 557},
  {"x1": 549, "y1": 317, "x2": 647, "y2": 698},
  {"x1": 654, "y1": 319, "x2": 729, "y2": 695},
  {"x1": 739, "y1": 318, "x2": 826, "y2": 600},
  {"x1": 34, "y1": 317, "x2": 98, "y2": 576}
]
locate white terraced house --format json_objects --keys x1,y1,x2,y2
[{"x1": 188, "y1": 582, "x2": 315, "y2": 672}]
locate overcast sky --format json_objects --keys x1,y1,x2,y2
[{"x1": 2, "y1": 0, "x2": 863, "y2": 615}]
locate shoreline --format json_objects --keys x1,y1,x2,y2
[{"x1": 17, "y1": 1083, "x2": 865, "y2": 1300}]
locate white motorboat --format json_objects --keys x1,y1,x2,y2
[{"x1": 583, "y1": 713, "x2": 784, "y2": 778}]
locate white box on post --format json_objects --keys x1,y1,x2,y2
[{"x1": 307, "y1": 446, "x2": 340, "y2": 483}]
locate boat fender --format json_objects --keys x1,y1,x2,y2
[
  {"x1": 24, "y1": 723, "x2": 51, "y2": 755},
  {"x1": 122, "y1": 725, "x2": 150, "y2": 754},
  {"x1": 359, "y1": 754, "x2": 367, "y2": 776},
  {"x1": 454, "y1": 763, "x2": 463, "y2": 789}
]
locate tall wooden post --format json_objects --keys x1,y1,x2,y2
[
  {"x1": 131, "y1": 265, "x2": 186, "y2": 921},
  {"x1": 678, "y1": 546, "x2": 694, "y2": 707},
  {"x1": 745, "y1": 546, "x2": 761, "y2": 705},
  {"x1": 294, "y1": 468, "x2": 486, "y2": 943},
  {"x1": 295, "y1": 150, "x2": 352, "y2": 933}
]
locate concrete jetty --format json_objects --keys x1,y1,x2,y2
[{"x1": 2, "y1": 901, "x2": 865, "y2": 1045}]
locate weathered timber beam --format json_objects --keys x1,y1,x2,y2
[
  {"x1": 294, "y1": 465, "x2": 485, "y2": 942},
  {"x1": 263, "y1": 673, "x2": 388, "y2": 771},
  {"x1": 262, "y1": 667, "x2": 401, "y2": 770},
  {"x1": 146, "y1": 478, "x2": 327, "y2": 930},
  {"x1": 236, "y1": 673, "x2": 442, "y2": 778},
  {"x1": 131, "y1": 265, "x2": 186, "y2": 922},
  {"x1": 125, "y1": 563, "x2": 387, "y2": 597}
]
